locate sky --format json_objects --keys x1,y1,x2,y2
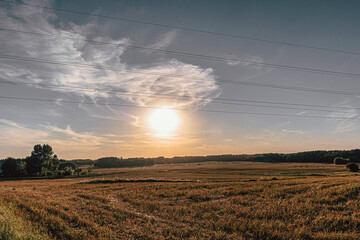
[{"x1": 1, "y1": 0, "x2": 360, "y2": 159}]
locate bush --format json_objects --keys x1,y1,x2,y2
[
  {"x1": 334, "y1": 157, "x2": 349, "y2": 165},
  {"x1": 59, "y1": 161, "x2": 77, "y2": 170},
  {"x1": 74, "y1": 168, "x2": 83, "y2": 176},
  {"x1": 64, "y1": 167, "x2": 73, "y2": 176},
  {"x1": 346, "y1": 163, "x2": 359, "y2": 172},
  {"x1": 347, "y1": 158, "x2": 355, "y2": 164}
]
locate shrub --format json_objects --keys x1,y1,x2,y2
[
  {"x1": 346, "y1": 158, "x2": 355, "y2": 164},
  {"x1": 334, "y1": 157, "x2": 349, "y2": 165},
  {"x1": 64, "y1": 167, "x2": 73, "y2": 176},
  {"x1": 59, "y1": 161, "x2": 77, "y2": 170},
  {"x1": 74, "y1": 168, "x2": 83, "y2": 176},
  {"x1": 346, "y1": 163, "x2": 359, "y2": 172}
]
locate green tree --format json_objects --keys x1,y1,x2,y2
[
  {"x1": 74, "y1": 168, "x2": 82, "y2": 176},
  {"x1": 63, "y1": 166, "x2": 73, "y2": 176},
  {"x1": 59, "y1": 161, "x2": 77, "y2": 170},
  {"x1": 1, "y1": 157, "x2": 27, "y2": 177},
  {"x1": 1, "y1": 158, "x2": 18, "y2": 177},
  {"x1": 25, "y1": 144, "x2": 60, "y2": 176}
]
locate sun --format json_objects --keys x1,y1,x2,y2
[{"x1": 148, "y1": 108, "x2": 180, "y2": 137}]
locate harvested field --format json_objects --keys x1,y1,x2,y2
[{"x1": 0, "y1": 162, "x2": 359, "y2": 239}]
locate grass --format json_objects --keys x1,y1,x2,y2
[
  {"x1": 0, "y1": 202, "x2": 48, "y2": 240},
  {"x1": 0, "y1": 161, "x2": 359, "y2": 239},
  {"x1": 79, "y1": 178, "x2": 196, "y2": 184}
]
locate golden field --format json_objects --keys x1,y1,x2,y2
[{"x1": 0, "y1": 162, "x2": 359, "y2": 239}]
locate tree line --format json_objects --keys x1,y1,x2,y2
[
  {"x1": 92, "y1": 149, "x2": 360, "y2": 168},
  {"x1": 0, "y1": 144, "x2": 84, "y2": 177},
  {"x1": 2, "y1": 146, "x2": 360, "y2": 175}
]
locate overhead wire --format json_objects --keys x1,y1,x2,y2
[
  {"x1": 0, "y1": 0, "x2": 359, "y2": 55},
  {"x1": 0, "y1": 95, "x2": 358, "y2": 120},
  {"x1": 0, "y1": 1, "x2": 359, "y2": 121},
  {"x1": 0, "y1": 27, "x2": 360, "y2": 79},
  {"x1": 0, "y1": 79, "x2": 358, "y2": 114},
  {"x1": 1, "y1": 53, "x2": 360, "y2": 97}
]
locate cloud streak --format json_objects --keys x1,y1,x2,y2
[
  {"x1": 0, "y1": 118, "x2": 125, "y2": 156},
  {"x1": 147, "y1": 29, "x2": 178, "y2": 52},
  {"x1": 328, "y1": 105, "x2": 359, "y2": 134},
  {"x1": 0, "y1": 119, "x2": 48, "y2": 147},
  {"x1": 225, "y1": 54, "x2": 265, "y2": 71}
]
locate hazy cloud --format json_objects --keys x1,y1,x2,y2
[
  {"x1": 116, "y1": 59, "x2": 220, "y2": 107},
  {"x1": 0, "y1": 118, "x2": 124, "y2": 154},
  {"x1": 244, "y1": 128, "x2": 305, "y2": 144},
  {"x1": 0, "y1": 119, "x2": 48, "y2": 147},
  {"x1": 281, "y1": 129, "x2": 305, "y2": 135},
  {"x1": 45, "y1": 125, "x2": 104, "y2": 146}
]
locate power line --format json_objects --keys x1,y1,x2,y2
[
  {"x1": 214, "y1": 102, "x2": 353, "y2": 114},
  {"x1": 0, "y1": 79, "x2": 357, "y2": 114},
  {"x1": 215, "y1": 98, "x2": 358, "y2": 110},
  {"x1": 0, "y1": 95, "x2": 358, "y2": 120},
  {"x1": 0, "y1": 0, "x2": 359, "y2": 56},
  {"x1": 1, "y1": 53, "x2": 360, "y2": 97},
  {"x1": 1, "y1": 28, "x2": 360, "y2": 79}
]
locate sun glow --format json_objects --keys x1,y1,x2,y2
[{"x1": 148, "y1": 108, "x2": 180, "y2": 137}]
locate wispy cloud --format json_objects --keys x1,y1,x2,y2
[
  {"x1": 147, "y1": 29, "x2": 178, "y2": 52},
  {"x1": 0, "y1": 118, "x2": 124, "y2": 156},
  {"x1": 0, "y1": 119, "x2": 48, "y2": 147},
  {"x1": 281, "y1": 129, "x2": 305, "y2": 135},
  {"x1": 225, "y1": 54, "x2": 265, "y2": 70},
  {"x1": 44, "y1": 125, "x2": 104, "y2": 146},
  {"x1": 328, "y1": 106, "x2": 359, "y2": 134},
  {"x1": 244, "y1": 128, "x2": 306, "y2": 144},
  {"x1": 0, "y1": 0, "x2": 221, "y2": 109},
  {"x1": 117, "y1": 59, "x2": 221, "y2": 107}
]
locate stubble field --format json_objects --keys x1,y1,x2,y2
[{"x1": 0, "y1": 162, "x2": 359, "y2": 239}]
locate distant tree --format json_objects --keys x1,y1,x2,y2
[
  {"x1": 25, "y1": 144, "x2": 60, "y2": 176},
  {"x1": 255, "y1": 153, "x2": 286, "y2": 162},
  {"x1": 346, "y1": 163, "x2": 359, "y2": 172},
  {"x1": 74, "y1": 168, "x2": 82, "y2": 176},
  {"x1": 63, "y1": 166, "x2": 73, "y2": 176},
  {"x1": 59, "y1": 161, "x2": 77, "y2": 170},
  {"x1": 69, "y1": 159, "x2": 94, "y2": 166},
  {"x1": 1, "y1": 157, "x2": 18, "y2": 177},
  {"x1": 334, "y1": 157, "x2": 349, "y2": 165},
  {"x1": 17, "y1": 160, "x2": 27, "y2": 177},
  {"x1": 1, "y1": 157, "x2": 27, "y2": 177},
  {"x1": 94, "y1": 157, "x2": 121, "y2": 168}
]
